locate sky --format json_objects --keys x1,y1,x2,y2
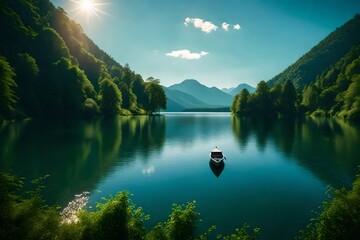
[{"x1": 50, "y1": 0, "x2": 360, "y2": 89}]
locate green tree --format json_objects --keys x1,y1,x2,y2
[
  {"x1": 231, "y1": 94, "x2": 240, "y2": 114},
  {"x1": 343, "y1": 74, "x2": 360, "y2": 120},
  {"x1": 132, "y1": 74, "x2": 147, "y2": 109},
  {"x1": 237, "y1": 89, "x2": 251, "y2": 115},
  {"x1": 0, "y1": 56, "x2": 17, "y2": 120},
  {"x1": 302, "y1": 84, "x2": 319, "y2": 112},
  {"x1": 0, "y1": 173, "x2": 60, "y2": 240},
  {"x1": 116, "y1": 81, "x2": 137, "y2": 111},
  {"x1": 145, "y1": 77, "x2": 166, "y2": 114},
  {"x1": 110, "y1": 65, "x2": 123, "y2": 79},
  {"x1": 121, "y1": 64, "x2": 133, "y2": 86},
  {"x1": 269, "y1": 84, "x2": 282, "y2": 112},
  {"x1": 13, "y1": 53, "x2": 39, "y2": 115},
  {"x1": 99, "y1": 78, "x2": 122, "y2": 117},
  {"x1": 280, "y1": 80, "x2": 297, "y2": 113},
  {"x1": 40, "y1": 57, "x2": 96, "y2": 118},
  {"x1": 254, "y1": 81, "x2": 273, "y2": 115},
  {"x1": 298, "y1": 174, "x2": 360, "y2": 240}
]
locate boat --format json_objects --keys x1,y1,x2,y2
[{"x1": 209, "y1": 147, "x2": 226, "y2": 166}]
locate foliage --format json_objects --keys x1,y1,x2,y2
[
  {"x1": 231, "y1": 81, "x2": 297, "y2": 116},
  {"x1": 298, "y1": 174, "x2": 360, "y2": 240},
  {"x1": 99, "y1": 78, "x2": 122, "y2": 117},
  {"x1": 0, "y1": 0, "x2": 160, "y2": 120},
  {"x1": 268, "y1": 14, "x2": 360, "y2": 89},
  {"x1": 0, "y1": 172, "x2": 260, "y2": 240},
  {"x1": 280, "y1": 80, "x2": 297, "y2": 113},
  {"x1": 145, "y1": 77, "x2": 167, "y2": 114},
  {"x1": 300, "y1": 45, "x2": 360, "y2": 120},
  {"x1": 217, "y1": 224, "x2": 261, "y2": 240},
  {"x1": 231, "y1": 43, "x2": 360, "y2": 120},
  {"x1": 0, "y1": 56, "x2": 17, "y2": 120},
  {"x1": 231, "y1": 89, "x2": 250, "y2": 115},
  {"x1": 0, "y1": 173, "x2": 60, "y2": 240}
]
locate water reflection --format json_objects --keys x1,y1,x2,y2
[
  {"x1": 209, "y1": 160, "x2": 225, "y2": 178},
  {"x1": 0, "y1": 116, "x2": 166, "y2": 205},
  {"x1": 231, "y1": 116, "x2": 360, "y2": 188}
]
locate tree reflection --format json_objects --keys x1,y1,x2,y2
[
  {"x1": 231, "y1": 116, "x2": 360, "y2": 188},
  {"x1": 0, "y1": 116, "x2": 165, "y2": 206}
]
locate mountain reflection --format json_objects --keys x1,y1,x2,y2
[
  {"x1": 231, "y1": 116, "x2": 360, "y2": 188},
  {"x1": 0, "y1": 116, "x2": 165, "y2": 206}
]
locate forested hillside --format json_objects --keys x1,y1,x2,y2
[
  {"x1": 0, "y1": 0, "x2": 166, "y2": 121},
  {"x1": 232, "y1": 14, "x2": 360, "y2": 120},
  {"x1": 268, "y1": 14, "x2": 360, "y2": 90}
]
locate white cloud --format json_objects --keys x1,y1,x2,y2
[
  {"x1": 233, "y1": 24, "x2": 241, "y2": 30},
  {"x1": 165, "y1": 49, "x2": 209, "y2": 60},
  {"x1": 222, "y1": 22, "x2": 230, "y2": 31},
  {"x1": 184, "y1": 17, "x2": 218, "y2": 33}
]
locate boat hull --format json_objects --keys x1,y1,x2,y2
[{"x1": 210, "y1": 157, "x2": 224, "y2": 167}]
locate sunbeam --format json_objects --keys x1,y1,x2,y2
[{"x1": 68, "y1": 0, "x2": 110, "y2": 24}]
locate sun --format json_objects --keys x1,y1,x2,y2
[
  {"x1": 69, "y1": 0, "x2": 109, "y2": 24},
  {"x1": 81, "y1": 0, "x2": 94, "y2": 11}
]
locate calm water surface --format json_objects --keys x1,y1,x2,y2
[{"x1": 1, "y1": 113, "x2": 360, "y2": 239}]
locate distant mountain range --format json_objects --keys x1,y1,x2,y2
[
  {"x1": 222, "y1": 83, "x2": 255, "y2": 96},
  {"x1": 164, "y1": 79, "x2": 255, "y2": 111}
]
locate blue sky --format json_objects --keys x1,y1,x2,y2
[{"x1": 50, "y1": 0, "x2": 360, "y2": 88}]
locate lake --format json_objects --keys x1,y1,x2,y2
[{"x1": 1, "y1": 113, "x2": 360, "y2": 239}]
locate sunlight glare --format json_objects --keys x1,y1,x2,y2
[
  {"x1": 69, "y1": 0, "x2": 110, "y2": 24},
  {"x1": 81, "y1": 0, "x2": 94, "y2": 11}
]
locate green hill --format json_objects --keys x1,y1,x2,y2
[
  {"x1": 0, "y1": 0, "x2": 165, "y2": 120},
  {"x1": 268, "y1": 14, "x2": 360, "y2": 90}
]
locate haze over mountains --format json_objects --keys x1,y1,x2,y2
[
  {"x1": 222, "y1": 84, "x2": 255, "y2": 96},
  {"x1": 164, "y1": 79, "x2": 255, "y2": 111}
]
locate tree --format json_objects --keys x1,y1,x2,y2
[
  {"x1": 233, "y1": 88, "x2": 251, "y2": 115},
  {"x1": 145, "y1": 77, "x2": 166, "y2": 114},
  {"x1": 99, "y1": 78, "x2": 122, "y2": 117},
  {"x1": 13, "y1": 53, "x2": 39, "y2": 115},
  {"x1": 280, "y1": 80, "x2": 297, "y2": 113},
  {"x1": 254, "y1": 80, "x2": 273, "y2": 115},
  {"x1": 132, "y1": 74, "x2": 147, "y2": 109},
  {"x1": 121, "y1": 64, "x2": 133, "y2": 86},
  {"x1": 0, "y1": 56, "x2": 17, "y2": 120},
  {"x1": 343, "y1": 74, "x2": 360, "y2": 119},
  {"x1": 269, "y1": 84, "x2": 282, "y2": 112},
  {"x1": 41, "y1": 57, "x2": 96, "y2": 118},
  {"x1": 231, "y1": 94, "x2": 240, "y2": 114},
  {"x1": 117, "y1": 81, "x2": 137, "y2": 111},
  {"x1": 302, "y1": 84, "x2": 319, "y2": 112}
]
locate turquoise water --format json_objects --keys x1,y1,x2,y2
[{"x1": 1, "y1": 113, "x2": 360, "y2": 239}]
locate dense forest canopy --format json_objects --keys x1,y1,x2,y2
[
  {"x1": 232, "y1": 14, "x2": 360, "y2": 121},
  {"x1": 0, "y1": 0, "x2": 166, "y2": 121}
]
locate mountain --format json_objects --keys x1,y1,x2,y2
[
  {"x1": 268, "y1": 14, "x2": 360, "y2": 90},
  {"x1": 221, "y1": 87, "x2": 235, "y2": 94},
  {"x1": 227, "y1": 83, "x2": 255, "y2": 96},
  {"x1": 163, "y1": 87, "x2": 217, "y2": 111},
  {"x1": 168, "y1": 79, "x2": 233, "y2": 107}
]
